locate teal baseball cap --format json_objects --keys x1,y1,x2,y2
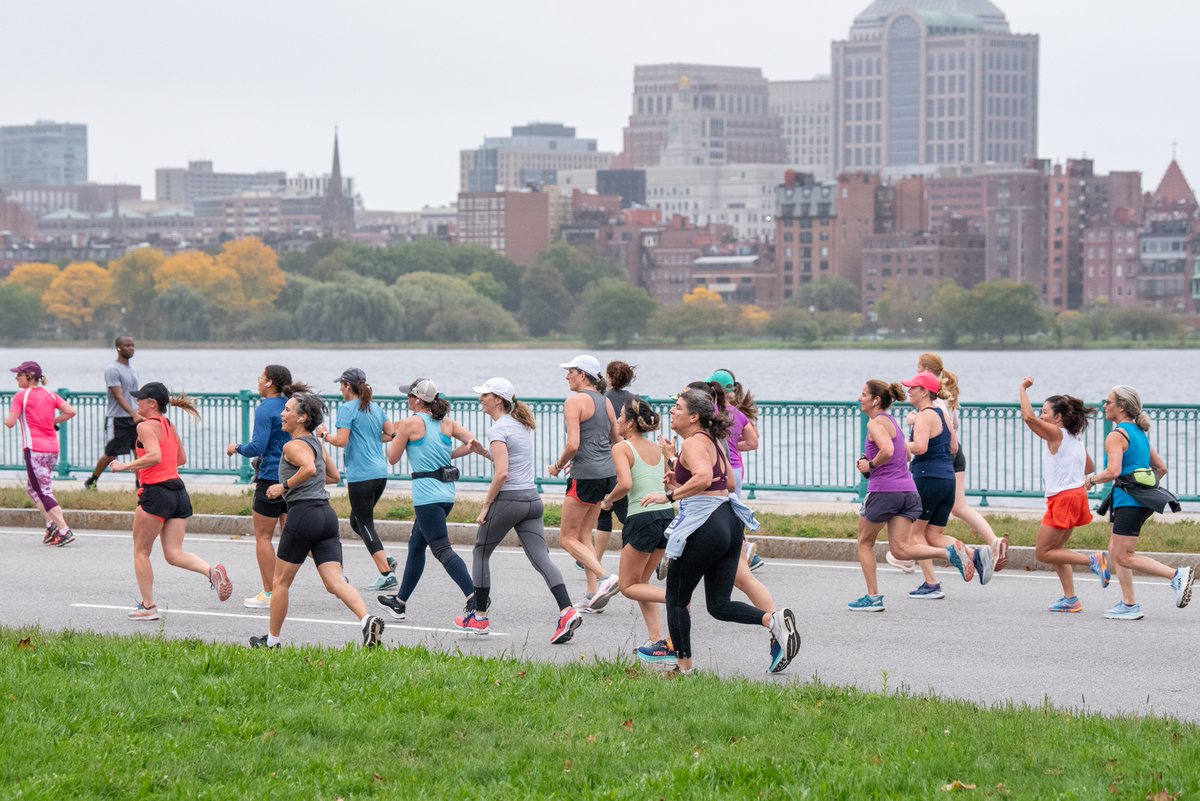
[{"x1": 706, "y1": 370, "x2": 735, "y2": 390}]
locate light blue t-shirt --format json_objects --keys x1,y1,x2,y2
[
  {"x1": 336, "y1": 400, "x2": 389, "y2": 483},
  {"x1": 407, "y1": 413, "x2": 455, "y2": 507}
]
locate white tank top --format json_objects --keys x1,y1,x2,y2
[{"x1": 1042, "y1": 428, "x2": 1085, "y2": 497}]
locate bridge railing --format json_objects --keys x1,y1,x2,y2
[{"x1": 2, "y1": 391, "x2": 1197, "y2": 503}]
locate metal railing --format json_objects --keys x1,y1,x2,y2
[{"x1": 2, "y1": 390, "x2": 1198, "y2": 503}]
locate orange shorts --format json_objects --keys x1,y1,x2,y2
[{"x1": 1042, "y1": 486, "x2": 1093, "y2": 530}]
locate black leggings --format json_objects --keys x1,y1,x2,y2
[
  {"x1": 397, "y1": 502, "x2": 474, "y2": 601},
  {"x1": 665, "y1": 502, "x2": 764, "y2": 660},
  {"x1": 347, "y1": 478, "x2": 387, "y2": 556}
]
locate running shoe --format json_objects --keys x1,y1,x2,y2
[
  {"x1": 908, "y1": 582, "x2": 945, "y2": 600},
  {"x1": 377, "y1": 595, "x2": 406, "y2": 620},
  {"x1": 1170, "y1": 565, "x2": 1195, "y2": 609},
  {"x1": 973, "y1": 545, "x2": 995, "y2": 586},
  {"x1": 463, "y1": 594, "x2": 491, "y2": 617},
  {"x1": 847, "y1": 594, "x2": 885, "y2": 612},
  {"x1": 361, "y1": 615, "x2": 385, "y2": 648},
  {"x1": 1088, "y1": 551, "x2": 1111, "y2": 589},
  {"x1": 994, "y1": 537, "x2": 1010, "y2": 572},
  {"x1": 885, "y1": 551, "x2": 916, "y2": 573},
  {"x1": 244, "y1": 590, "x2": 272, "y2": 609},
  {"x1": 369, "y1": 572, "x2": 398, "y2": 591},
  {"x1": 127, "y1": 601, "x2": 159, "y2": 621},
  {"x1": 82, "y1": 476, "x2": 98, "y2": 491},
  {"x1": 248, "y1": 635, "x2": 279, "y2": 649},
  {"x1": 386, "y1": 556, "x2": 397, "y2": 572},
  {"x1": 636, "y1": 639, "x2": 677, "y2": 665},
  {"x1": 656, "y1": 558, "x2": 670, "y2": 581},
  {"x1": 454, "y1": 614, "x2": 490, "y2": 635},
  {"x1": 50, "y1": 529, "x2": 76, "y2": 547},
  {"x1": 1047, "y1": 596, "x2": 1082, "y2": 613},
  {"x1": 588, "y1": 574, "x2": 621, "y2": 610},
  {"x1": 43, "y1": 522, "x2": 58, "y2": 544},
  {"x1": 550, "y1": 607, "x2": 582, "y2": 644},
  {"x1": 574, "y1": 593, "x2": 604, "y2": 614},
  {"x1": 208, "y1": 564, "x2": 232, "y2": 602},
  {"x1": 1103, "y1": 601, "x2": 1143, "y2": 620},
  {"x1": 766, "y1": 608, "x2": 800, "y2": 673},
  {"x1": 748, "y1": 554, "x2": 766, "y2": 573},
  {"x1": 946, "y1": 541, "x2": 975, "y2": 583}
]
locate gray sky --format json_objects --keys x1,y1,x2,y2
[{"x1": 9, "y1": 1, "x2": 1195, "y2": 210}]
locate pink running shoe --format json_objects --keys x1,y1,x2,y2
[
  {"x1": 454, "y1": 614, "x2": 491, "y2": 635},
  {"x1": 885, "y1": 551, "x2": 915, "y2": 573},
  {"x1": 550, "y1": 607, "x2": 582, "y2": 644},
  {"x1": 128, "y1": 601, "x2": 159, "y2": 621},
  {"x1": 209, "y1": 564, "x2": 232, "y2": 602}
]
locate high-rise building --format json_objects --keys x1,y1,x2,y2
[
  {"x1": 0, "y1": 121, "x2": 88, "y2": 186},
  {"x1": 155, "y1": 161, "x2": 285, "y2": 203},
  {"x1": 624, "y1": 64, "x2": 786, "y2": 168},
  {"x1": 455, "y1": 191, "x2": 550, "y2": 267},
  {"x1": 769, "y1": 78, "x2": 833, "y2": 180},
  {"x1": 460, "y1": 123, "x2": 614, "y2": 193},
  {"x1": 832, "y1": 1, "x2": 1038, "y2": 174}
]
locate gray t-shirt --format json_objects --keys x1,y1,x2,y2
[
  {"x1": 104, "y1": 361, "x2": 139, "y2": 419},
  {"x1": 487, "y1": 414, "x2": 535, "y2": 491}
]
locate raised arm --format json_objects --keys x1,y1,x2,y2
[{"x1": 1018, "y1": 376, "x2": 1062, "y2": 445}]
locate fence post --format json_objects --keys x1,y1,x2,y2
[
  {"x1": 855, "y1": 409, "x2": 868, "y2": 501},
  {"x1": 237, "y1": 390, "x2": 253, "y2": 484},
  {"x1": 55, "y1": 387, "x2": 72, "y2": 479}
]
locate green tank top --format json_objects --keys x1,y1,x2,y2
[{"x1": 625, "y1": 439, "x2": 673, "y2": 513}]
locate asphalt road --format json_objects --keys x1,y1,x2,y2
[{"x1": 3, "y1": 525, "x2": 1198, "y2": 722}]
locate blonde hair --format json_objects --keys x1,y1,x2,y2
[
  {"x1": 502, "y1": 397, "x2": 536, "y2": 431},
  {"x1": 918, "y1": 352, "x2": 958, "y2": 409},
  {"x1": 1110, "y1": 385, "x2": 1151, "y2": 432}
]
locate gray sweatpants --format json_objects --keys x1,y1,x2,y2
[{"x1": 473, "y1": 489, "x2": 565, "y2": 591}]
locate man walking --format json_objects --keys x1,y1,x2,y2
[{"x1": 83, "y1": 336, "x2": 140, "y2": 489}]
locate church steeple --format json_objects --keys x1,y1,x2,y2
[{"x1": 321, "y1": 127, "x2": 354, "y2": 238}]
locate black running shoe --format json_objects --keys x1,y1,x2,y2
[
  {"x1": 377, "y1": 595, "x2": 406, "y2": 620},
  {"x1": 362, "y1": 615, "x2": 385, "y2": 648},
  {"x1": 249, "y1": 635, "x2": 278, "y2": 649}
]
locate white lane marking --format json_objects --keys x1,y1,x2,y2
[{"x1": 68, "y1": 603, "x2": 509, "y2": 636}]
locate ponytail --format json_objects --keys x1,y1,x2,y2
[
  {"x1": 425, "y1": 395, "x2": 450, "y2": 421},
  {"x1": 865, "y1": 379, "x2": 905, "y2": 411},
  {"x1": 680, "y1": 388, "x2": 732, "y2": 441},
  {"x1": 731, "y1": 381, "x2": 758, "y2": 423},
  {"x1": 1045, "y1": 394, "x2": 1095, "y2": 437},
  {"x1": 503, "y1": 397, "x2": 536, "y2": 430},
  {"x1": 167, "y1": 392, "x2": 202, "y2": 420},
  {"x1": 939, "y1": 369, "x2": 960, "y2": 410},
  {"x1": 1111, "y1": 385, "x2": 1151, "y2": 432},
  {"x1": 622, "y1": 397, "x2": 660, "y2": 434},
  {"x1": 280, "y1": 381, "x2": 312, "y2": 398},
  {"x1": 687, "y1": 381, "x2": 726, "y2": 411}
]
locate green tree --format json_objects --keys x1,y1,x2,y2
[
  {"x1": 296, "y1": 277, "x2": 405, "y2": 342},
  {"x1": 650, "y1": 302, "x2": 712, "y2": 344},
  {"x1": 927, "y1": 280, "x2": 970, "y2": 347},
  {"x1": 970, "y1": 280, "x2": 1049, "y2": 343},
  {"x1": 793, "y1": 276, "x2": 860, "y2": 313},
  {"x1": 154, "y1": 285, "x2": 214, "y2": 341},
  {"x1": 274, "y1": 273, "x2": 321, "y2": 317},
  {"x1": 394, "y1": 272, "x2": 480, "y2": 340},
  {"x1": 0, "y1": 284, "x2": 45, "y2": 339},
  {"x1": 278, "y1": 238, "x2": 344, "y2": 276},
  {"x1": 426, "y1": 296, "x2": 521, "y2": 342},
  {"x1": 465, "y1": 271, "x2": 506, "y2": 305},
  {"x1": 451, "y1": 246, "x2": 522, "y2": 311},
  {"x1": 232, "y1": 309, "x2": 296, "y2": 341},
  {"x1": 580, "y1": 279, "x2": 657, "y2": 347},
  {"x1": 815, "y1": 310, "x2": 863, "y2": 340},
  {"x1": 765, "y1": 307, "x2": 820, "y2": 343},
  {"x1": 108, "y1": 247, "x2": 164, "y2": 338},
  {"x1": 1110, "y1": 307, "x2": 1182, "y2": 340},
  {"x1": 519, "y1": 263, "x2": 573, "y2": 337},
  {"x1": 533, "y1": 241, "x2": 620, "y2": 296},
  {"x1": 875, "y1": 280, "x2": 925, "y2": 334}
]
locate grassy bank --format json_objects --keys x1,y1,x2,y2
[
  {"x1": 1, "y1": 627, "x2": 1196, "y2": 799},
  {"x1": 5, "y1": 487, "x2": 1200, "y2": 554}
]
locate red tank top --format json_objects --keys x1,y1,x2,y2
[
  {"x1": 673, "y1": 431, "x2": 729, "y2": 492},
  {"x1": 136, "y1": 416, "x2": 181, "y2": 486}
]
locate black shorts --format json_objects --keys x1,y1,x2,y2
[
  {"x1": 566, "y1": 476, "x2": 616, "y2": 505},
  {"x1": 953, "y1": 447, "x2": 966, "y2": 473},
  {"x1": 138, "y1": 479, "x2": 193, "y2": 521},
  {"x1": 597, "y1": 495, "x2": 628, "y2": 532},
  {"x1": 1112, "y1": 505, "x2": 1155, "y2": 537},
  {"x1": 861, "y1": 491, "x2": 923, "y2": 524},
  {"x1": 105, "y1": 417, "x2": 138, "y2": 457},
  {"x1": 252, "y1": 478, "x2": 287, "y2": 518},
  {"x1": 277, "y1": 500, "x2": 343, "y2": 565},
  {"x1": 621, "y1": 509, "x2": 673, "y2": 553},
  {"x1": 914, "y1": 476, "x2": 955, "y2": 528}
]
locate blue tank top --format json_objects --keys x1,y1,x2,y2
[
  {"x1": 407, "y1": 413, "x2": 455, "y2": 506},
  {"x1": 1110, "y1": 421, "x2": 1150, "y2": 510},
  {"x1": 910, "y1": 407, "x2": 955, "y2": 481}
]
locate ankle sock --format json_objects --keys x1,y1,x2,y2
[{"x1": 266, "y1": 634, "x2": 281, "y2": 647}]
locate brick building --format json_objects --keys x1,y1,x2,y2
[
  {"x1": 861, "y1": 221, "x2": 986, "y2": 313},
  {"x1": 455, "y1": 191, "x2": 550, "y2": 267}
]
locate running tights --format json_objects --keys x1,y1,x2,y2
[
  {"x1": 347, "y1": 478, "x2": 387, "y2": 556},
  {"x1": 398, "y1": 502, "x2": 473, "y2": 601},
  {"x1": 472, "y1": 491, "x2": 570, "y2": 612},
  {"x1": 665, "y1": 502, "x2": 764, "y2": 660}
]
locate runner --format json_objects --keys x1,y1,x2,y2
[
  {"x1": 1085, "y1": 385, "x2": 1194, "y2": 620},
  {"x1": 594, "y1": 360, "x2": 639, "y2": 581},
  {"x1": 641, "y1": 388, "x2": 800, "y2": 675},
  {"x1": 249, "y1": 392, "x2": 385, "y2": 648},
  {"x1": 707, "y1": 368, "x2": 765, "y2": 571},
  {"x1": 547, "y1": 355, "x2": 621, "y2": 611},
  {"x1": 455, "y1": 377, "x2": 582, "y2": 644},
  {"x1": 903, "y1": 371, "x2": 994, "y2": 598},
  {"x1": 377, "y1": 378, "x2": 477, "y2": 621},
  {"x1": 110, "y1": 382, "x2": 232, "y2": 620},
  {"x1": 320, "y1": 368, "x2": 398, "y2": 590},
  {"x1": 600, "y1": 397, "x2": 676, "y2": 664},
  {"x1": 5, "y1": 361, "x2": 77, "y2": 546},
  {"x1": 83, "y1": 336, "x2": 140, "y2": 490},
  {"x1": 1018, "y1": 376, "x2": 1111, "y2": 612},
  {"x1": 226, "y1": 365, "x2": 308, "y2": 608},
  {"x1": 849, "y1": 380, "x2": 962, "y2": 611}
]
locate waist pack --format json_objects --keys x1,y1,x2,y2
[
  {"x1": 1096, "y1": 471, "x2": 1181, "y2": 518},
  {"x1": 412, "y1": 465, "x2": 460, "y2": 483}
]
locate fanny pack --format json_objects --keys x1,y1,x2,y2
[
  {"x1": 1129, "y1": 467, "x2": 1158, "y2": 488},
  {"x1": 412, "y1": 466, "x2": 459, "y2": 482}
]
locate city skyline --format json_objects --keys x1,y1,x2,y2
[{"x1": 7, "y1": 0, "x2": 1196, "y2": 210}]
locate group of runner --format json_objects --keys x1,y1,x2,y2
[{"x1": 6, "y1": 342, "x2": 1192, "y2": 669}]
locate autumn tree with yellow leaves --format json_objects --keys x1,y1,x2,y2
[{"x1": 43, "y1": 262, "x2": 114, "y2": 337}]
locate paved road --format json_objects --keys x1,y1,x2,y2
[{"x1": 3, "y1": 526, "x2": 1198, "y2": 722}]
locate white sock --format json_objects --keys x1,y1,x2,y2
[
  {"x1": 359, "y1": 614, "x2": 371, "y2": 628},
  {"x1": 266, "y1": 634, "x2": 281, "y2": 647}
]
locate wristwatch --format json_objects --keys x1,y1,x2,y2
[{"x1": 665, "y1": 490, "x2": 675, "y2": 503}]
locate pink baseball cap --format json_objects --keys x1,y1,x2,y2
[
  {"x1": 9, "y1": 360, "x2": 42, "y2": 380},
  {"x1": 901, "y1": 371, "x2": 941, "y2": 395}
]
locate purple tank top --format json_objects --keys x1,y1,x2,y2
[{"x1": 865, "y1": 414, "x2": 917, "y2": 493}]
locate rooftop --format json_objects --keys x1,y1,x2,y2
[{"x1": 850, "y1": 0, "x2": 1010, "y2": 36}]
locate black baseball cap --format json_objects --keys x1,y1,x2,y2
[
  {"x1": 337, "y1": 367, "x2": 367, "y2": 385},
  {"x1": 130, "y1": 381, "x2": 169, "y2": 406}
]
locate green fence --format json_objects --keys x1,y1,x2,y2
[{"x1": 2, "y1": 390, "x2": 1198, "y2": 503}]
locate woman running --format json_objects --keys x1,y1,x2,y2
[
  {"x1": 250, "y1": 393, "x2": 384, "y2": 648},
  {"x1": 600, "y1": 397, "x2": 675, "y2": 664},
  {"x1": 642, "y1": 389, "x2": 800, "y2": 675},
  {"x1": 376, "y1": 378, "x2": 477, "y2": 621},
  {"x1": 6, "y1": 361, "x2": 76, "y2": 546},
  {"x1": 548, "y1": 355, "x2": 621, "y2": 611},
  {"x1": 903, "y1": 371, "x2": 993, "y2": 598},
  {"x1": 594, "y1": 360, "x2": 639, "y2": 580},
  {"x1": 707, "y1": 368, "x2": 764, "y2": 571},
  {"x1": 1085, "y1": 385, "x2": 1194, "y2": 620},
  {"x1": 456, "y1": 377, "x2": 582, "y2": 644},
  {"x1": 1018, "y1": 376, "x2": 1111, "y2": 612},
  {"x1": 226, "y1": 365, "x2": 307, "y2": 608},
  {"x1": 111, "y1": 382, "x2": 232, "y2": 620},
  {"x1": 320, "y1": 368, "x2": 398, "y2": 591}
]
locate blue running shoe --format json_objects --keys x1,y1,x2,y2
[
  {"x1": 946, "y1": 541, "x2": 975, "y2": 583},
  {"x1": 908, "y1": 582, "x2": 945, "y2": 600},
  {"x1": 1088, "y1": 551, "x2": 1111, "y2": 588},
  {"x1": 973, "y1": 545, "x2": 994, "y2": 586},
  {"x1": 636, "y1": 639, "x2": 677, "y2": 665},
  {"x1": 1103, "y1": 601, "x2": 1143, "y2": 620},
  {"x1": 1047, "y1": 596, "x2": 1082, "y2": 613},
  {"x1": 767, "y1": 608, "x2": 800, "y2": 673},
  {"x1": 847, "y1": 594, "x2": 885, "y2": 612}
]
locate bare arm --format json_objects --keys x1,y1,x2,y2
[
  {"x1": 907, "y1": 409, "x2": 937, "y2": 455},
  {"x1": 606, "y1": 398, "x2": 620, "y2": 445},
  {"x1": 323, "y1": 444, "x2": 339, "y2": 484},
  {"x1": 643, "y1": 435, "x2": 717, "y2": 506},
  {"x1": 603, "y1": 444, "x2": 634, "y2": 508},
  {"x1": 476, "y1": 440, "x2": 510, "y2": 524},
  {"x1": 1018, "y1": 377, "x2": 1062, "y2": 445},
  {"x1": 1149, "y1": 446, "x2": 1167, "y2": 480},
  {"x1": 737, "y1": 421, "x2": 759, "y2": 452},
  {"x1": 387, "y1": 417, "x2": 422, "y2": 465},
  {"x1": 857, "y1": 417, "x2": 894, "y2": 476},
  {"x1": 112, "y1": 420, "x2": 161, "y2": 472},
  {"x1": 549, "y1": 396, "x2": 583, "y2": 476},
  {"x1": 325, "y1": 427, "x2": 351, "y2": 448},
  {"x1": 1088, "y1": 431, "x2": 1129, "y2": 487},
  {"x1": 445, "y1": 418, "x2": 478, "y2": 459},
  {"x1": 3, "y1": 400, "x2": 16, "y2": 429},
  {"x1": 108, "y1": 385, "x2": 139, "y2": 420},
  {"x1": 54, "y1": 399, "x2": 76, "y2": 425}
]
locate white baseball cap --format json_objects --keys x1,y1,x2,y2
[
  {"x1": 403, "y1": 378, "x2": 438, "y2": 403},
  {"x1": 471, "y1": 377, "x2": 515, "y2": 401},
  {"x1": 559, "y1": 354, "x2": 602, "y2": 377}
]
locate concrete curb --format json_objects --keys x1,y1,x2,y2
[{"x1": 5, "y1": 508, "x2": 1197, "y2": 573}]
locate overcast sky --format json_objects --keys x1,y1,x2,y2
[{"x1": 9, "y1": 1, "x2": 1195, "y2": 210}]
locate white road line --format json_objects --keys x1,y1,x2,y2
[{"x1": 68, "y1": 603, "x2": 509, "y2": 636}]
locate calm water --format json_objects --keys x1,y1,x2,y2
[{"x1": 1, "y1": 346, "x2": 1193, "y2": 403}]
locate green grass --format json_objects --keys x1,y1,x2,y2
[{"x1": 1, "y1": 627, "x2": 1196, "y2": 800}]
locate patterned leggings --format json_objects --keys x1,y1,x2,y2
[{"x1": 23, "y1": 449, "x2": 59, "y2": 512}]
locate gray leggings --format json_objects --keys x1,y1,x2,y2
[{"x1": 473, "y1": 491, "x2": 564, "y2": 592}]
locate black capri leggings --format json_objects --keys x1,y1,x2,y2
[
  {"x1": 665, "y1": 502, "x2": 765, "y2": 660},
  {"x1": 596, "y1": 496, "x2": 628, "y2": 533},
  {"x1": 347, "y1": 477, "x2": 388, "y2": 555}
]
